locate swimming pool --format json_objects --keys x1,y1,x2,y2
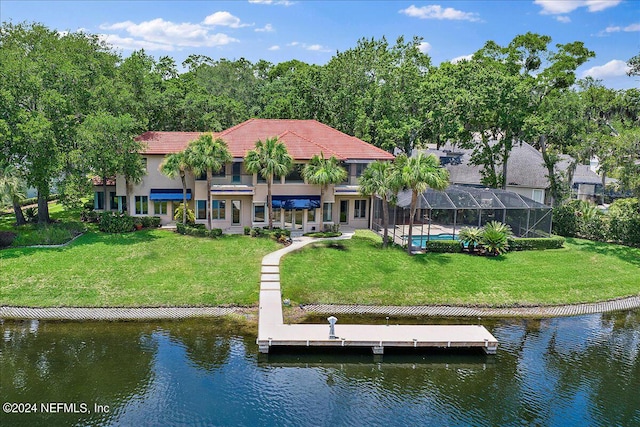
[{"x1": 409, "y1": 234, "x2": 459, "y2": 248}]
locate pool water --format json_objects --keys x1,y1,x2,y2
[{"x1": 410, "y1": 234, "x2": 459, "y2": 248}]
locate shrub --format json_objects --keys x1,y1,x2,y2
[
  {"x1": 480, "y1": 221, "x2": 513, "y2": 256},
  {"x1": 458, "y1": 226, "x2": 482, "y2": 253},
  {"x1": 98, "y1": 212, "x2": 135, "y2": 233},
  {"x1": 243, "y1": 226, "x2": 251, "y2": 235},
  {"x1": 208, "y1": 228, "x2": 223, "y2": 238},
  {"x1": 176, "y1": 223, "x2": 186, "y2": 234},
  {"x1": 0, "y1": 231, "x2": 16, "y2": 248},
  {"x1": 81, "y1": 209, "x2": 99, "y2": 223},
  {"x1": 173, "y1": 203, "x2": 195, "y2": 225},
  {"x1": 304, "y1": 231, "x2": 342, "y2": 238},
  {"x1": 24, "y1": 207, "x2": 38, "y2": 223},
  {"x1": 508, "y1": 236, "x2": 565, "y2": 251},
  {"x1": 553, "y1": 201, "x2": 581, "y2": 237},
  {"x1": 10, "y1": 222, "x2": 85, "y2": 246},
  {"x1": 424, "y1": 240, "x2": 462, "y2": 253}
]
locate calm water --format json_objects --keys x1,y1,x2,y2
[{"x1": 1, "y1": 311, "x2": 639, "y2": 427}]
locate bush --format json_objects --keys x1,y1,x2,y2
[
  {"x1": 176, "y1": 223, "x2": 186, "y2": 234},
  {"x1": 24, "y1": 207, "x2": 38, "y2": 223},
  {"x1": 11, "y1": 222, "x2": 85, "y2": 247},
  {"x1": 81, "y1": 209, "x2": 99, "y2": 223},
  {"x1": 243, "y1": 226, "x2": 251, "y2": 235},
  {"x1": 304, "y1": 231, "x2": 342, "y2": 238},
  {"x1": 173, "y1": 203, "x2": 195, "y2": 225},
  {"x1": 19, "y1": 194, "x2": 57, "y2": 207},
  {"x1": 98, "y1": 212, "x2": 135, "y2": 233},
  {"x1": 552, "y1": 201, "x2": 582, "y2": 237},
  {"x1": 508, "y1": 236, "x2": 565, "y2": 251},
  {"x1": 0, "y1": 231, "x2": 16, "y2": 248},
  {"x1": 176, "y1": 224, "x2": 223, "y2": 239},
  {"x1": 137, "y1": 216, "x2": 161, "y2": 229},
  {"x1": 424, "y1": 240, "x2": 462, "y2": 253},
  {"x1": 209, "y1": 228, "x2": 223, "y2": 238}
]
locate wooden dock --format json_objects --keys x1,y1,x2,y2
[{"x1": 257, "y1": 235, "x2": 498, "y2": 356}]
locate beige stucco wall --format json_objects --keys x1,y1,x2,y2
[{"x1": 506, "y1": 186, "x2": 546, "y2": 204}]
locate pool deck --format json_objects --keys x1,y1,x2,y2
[{"x1": 257, "y1": 233, "x2": 499, "y2": 355}]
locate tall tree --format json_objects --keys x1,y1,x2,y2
[
  {"x1": 0, "y1": 22, "x2": 120, "y2": 223},
  {"x1": 359, "y1": 160, "x2": 400, "y2": 248},
  {"x1": 244, "y1": 138, "x2": 292, "y2": 229},
  {"x1": 160, "y1": 151, "x2": 190, "y2": 224},
  {"x1": 397, "y1": 153, "x2": 449, "y2": 254},
  {"x1": 78, "y1": 112, "x2": 140, "y2": 211},
  {"x1": 302, "y1": 153, "x2": 348, "y2": 229},
  {"x1": 186, "y1": 135, "x2": 233, "y2": 230}
]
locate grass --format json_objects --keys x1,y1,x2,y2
[
  {"x1": 280, "y1": 230, "x2": 640, "y2": 307},
  {"x1": 0, "y1": 229, "x2": 279, "y2": 307},
  {"x1": 0, "y1": 202, "x2": 86, "y2": 247}
]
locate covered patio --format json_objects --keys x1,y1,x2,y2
[{"x1": 372, "y1": 185, "x2": 553, "y2": 247}]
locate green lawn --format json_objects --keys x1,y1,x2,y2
[
  {"x1": 280, "y1": 230, "x2": 640, "y2": 307},
  {"x1": 0, "y1": 230, "x2": 279, "y2": 307}
]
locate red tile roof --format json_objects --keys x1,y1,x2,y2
[
  {"x1": 136, "y1": 119, "x2": 394, "y2": 161},
  {"x1": 92, "y1": 176, "x2": 116, "y2": 186}
]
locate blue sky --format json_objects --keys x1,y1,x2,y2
[{"x1": 2, "y1": 0, "x2": 638, "y2": 89}]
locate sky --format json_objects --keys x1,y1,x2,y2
[{"x1": 1, "y1": 0, "x2": 639, "y2": 89}]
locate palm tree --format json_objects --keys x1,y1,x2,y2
[
  {"x1": 359, "y1": 160, "x2": 400, "y2": 248},
  {"x1": 458, "y1": 226, "x2": 482, "y2": 254},
  {"x1": 185, "y1": 134, "x2": 233, "y2": 230},
  {"x1": 480, "y1": 221, "x2": 513, "y2": 256},
  {"x1": 0, "y1": 162, "x2": 27, "y2": 225},
  {"x1": 244, "y1": 137, "x2": 292, "y2": 229},
  {"x1": 302, "y1": 153, "x2": 347, "y2": 230},
  {"x1": 398, "y1": 153, "x2": 449, "y2": 254},
  {"x1": 160, "y1": 151, "x2": 189, "y2": 225}
]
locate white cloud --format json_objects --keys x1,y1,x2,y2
[
  {"x1": 450, "y1": 54, "x2": 473, "y2": 64},
  {"x1": 583, "y1": 59, "x2": 631, "y2": 78},
  {"x1": 99, "y1": 18, "x2": 238, "y2": 49},
  {"x1": 203, "y1": 11, "x2": 251, "y2": 28},
  {"x1": 399, "y1": 4, "x2": 481, "y2": 22},
  {"x1": 248, "y1": 0, "x2": 295, "y2": 5},
  {"x1": 287, "y1": 41, "x2": 300, "y2": 46},
  {"x1": 605, "y1": 23, "x2": 640, "y2": 33},
  {"x1": 555, "y1": 16, "x2": 571, "y2": 23},
  {"x1": 534, "y1": 0, "x2": 621, "y2": 15},
  {"x1": 306, "y1": 44, "x2": 330, "y2": 52},
  {"x1": 268, "y1": 45, "x2": 280, "y2": 51},
  {"x1": 99, "y1": 34, "x2": 175, "y2": 51},
  {"x1": 255, "y1": 23, "x2": 274, "y2": 32},
  {"x1": 418, "y1": 42, "x2": 432, "y2": 54}
]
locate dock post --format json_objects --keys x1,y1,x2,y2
[
  {"x1": 258, "y1": 343, "x2": 270, "y2": 354},
  {"x1": 372, "y1": 346, "x2": 384, "y2": 355}
]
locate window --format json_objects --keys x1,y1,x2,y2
[
  {"x1": 323, "y1": 203, "x2": 333, "y2": 222},
  {"x1": 120, "y1": 196, "x2": 127, "y2": 212},
  {"x1": 355, "y1": 163, "x2": 367, "y2": 178},
  {"x1": 154, "y1": 201, "x2": 168, "y2": 215},
  {"x1": 253, "y1": 204, "x2": 266, "y2": 222},
  {"x1": 212, "y1": 200, "x2": 226, "y2": 220},
  {"x1": 196, "y1": 200, "x2": 207, "y2": 220},
  {"x1": 340, "y1": 200, "x2": 349, "y2": 223},
  {"x1": 135, "y1": 196, "x2": 148, "y2": 215},
  {"x1": 232, "y1": 200, "x2": 241, "y2": 224},
  {"x1": 141, "y1": 158, "x2": 148, "y2": 171},
  {"x1": 354, "y1": 199, "x2": 367, "y2": 218},
  {"x1": 307, "y1": 208, "x2": 316, "y2": 223},
  {"x1": 196, "y1": 171, "x2": 207, "y2": 181},
  {"x1": 285, "y1": 164, "x2": 304, "y2": 183},
  {"x1": 109, "y1": 192, "x2": 118, "y2": 211},
  {"x1": 232, "y1": 163, "x2": 241, "y2": 183},
  {"x1": 532, "y1": 189, "x2": 544, "y2": 204},
  {"x1": 94, "y1": 192, "x2": 104, "y2": 210},
  {"x1": 214, "y1": 165, "x2": 226, "y2": 178},
  {"x1": 339, "y1": 163, "x2": 349, "y2": 184}
]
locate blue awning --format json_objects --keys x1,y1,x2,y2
[
  {"x1": 271, "y1": 195, "x2": 320, "y2": 209},
  {"x1": 150, "y1": 189, "x2": 192, "y2": 201}
]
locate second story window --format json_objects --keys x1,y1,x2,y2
[
  {"x1": 285, "y1": 164, "x2": 304, "y2": 183},
  {"x1": 232, "y1": 163, "x2": 241, "y2": 183}
]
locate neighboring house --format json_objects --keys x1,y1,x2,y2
[
  {"x1": 421, "y1": 142, "x2": 549, "y2": 204},
  {"x1": 93, "y1": 119, "x2": 394, "y2": 232}
]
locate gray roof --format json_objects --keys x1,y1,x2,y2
[
  {"x1": 420, "y1": 141, "x2": 550, "y2": 189},
  {"x1": 572, "y1": 164, "x2": 602, "y2": 185}
]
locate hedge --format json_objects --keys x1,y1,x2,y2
[
  {"x1": 508, "y1": 236, "x2": 565, "y2": 251},
  {"x1": 0, "y1": 231, "x2": 16, "y2": 248},
  {"x1": 424, "y1": 240, "x2": 462, "y2": 253},
  {"x1": 176, "y1": 223, "x2": 223, "y2": 238}
]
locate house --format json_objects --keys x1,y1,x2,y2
[
  {"x1": 421, "y1": 142, "x2": 549, "y2": 204},
  {"x1": 93, "y1": 119, "x2": 394, "y2": 232}
]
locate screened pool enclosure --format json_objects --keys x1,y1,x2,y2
[{"x1": 372, "y1": 186, "x2": 553, "y2": 247}]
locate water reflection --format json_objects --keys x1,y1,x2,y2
[{"x1": 0, "y1": 312, "x2": 638, "y2": 426}]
